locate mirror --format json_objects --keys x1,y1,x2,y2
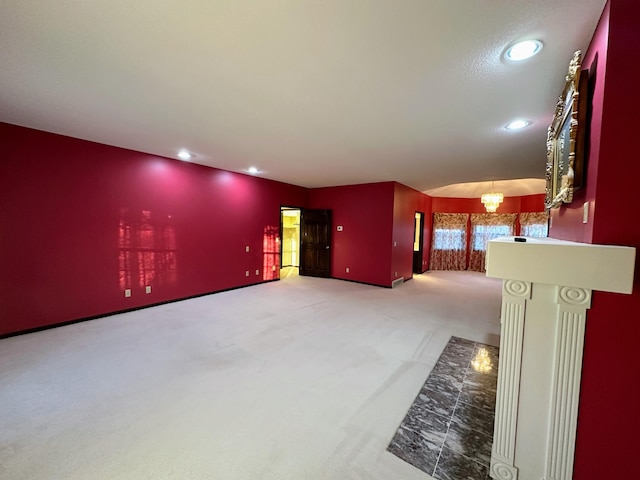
[{"x1": 545, "y1": 50, "x2": 588, "y2": 209}]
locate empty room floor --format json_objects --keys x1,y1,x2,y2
[{"x1": 0, "y1": 271, "x2": 502, "y2": 480}]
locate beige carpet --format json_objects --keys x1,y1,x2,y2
[{"x1": 0, "y1": 271, "x2": 501, "y2": 480}]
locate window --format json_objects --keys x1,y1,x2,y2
[
  {"x1": 521, "y1": 223, "x2": 548, "y2": 237},
  {"x1": 429, "y1": 213, "x2": 469, "y2": 271},
  {"x1": 472, "y1": 225, "x2": 513, "y2": 250},
  {"x1": 519, "y1": 212, "x2": 549, "y2": 238},
  {"x1": 433, "y1": 228, "x2": 465, "y2": 250},
  {"x1": 469, "y1": 213, "x2": 517, "y2": 272}
]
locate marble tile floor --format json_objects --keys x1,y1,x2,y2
[{"x1": 387, "y1": 336, "x2": 499, "y2": 480}]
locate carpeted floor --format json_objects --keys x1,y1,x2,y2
[{"x1": 0, "y1": 271, "x2": 501, "y2": 480}]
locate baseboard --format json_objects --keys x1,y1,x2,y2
[{"x1": 0, "y1": 279, "x2": 280, "y2": 339}]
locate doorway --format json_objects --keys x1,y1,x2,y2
[
  {"x1": 280, "y1": 207, "x2": 301, "y2": 278},
  {"x1": 299, "y1": 209, "x2": 332, "y2": 278},
  {"x1": 413, "y1": 211, "x2": 425, "y2": 274}
]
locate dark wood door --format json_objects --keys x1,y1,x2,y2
[{"x1": 299, "y1": 209, "x2": 331, "y2": 277}]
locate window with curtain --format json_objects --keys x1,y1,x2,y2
[
  {"x1": 429, "y1": 213, "x2": 469, "y2": 271},
  {"x1": 519, "y1": 211, "x2": 549, "y2": 238},
  {"x1": 469, "y1": 213, "x2": 517, "y2": 272}
]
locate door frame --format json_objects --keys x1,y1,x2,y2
[
  {"x1": 413, "y1": 211, "x2": 425, "y2": 275},
  {"x1": 280, "y1": 205, "x2": 303, "y2": 269}
]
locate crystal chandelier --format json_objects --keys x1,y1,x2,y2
[
  {"x1": 481, "y1": 192, "x2": 504, "y2": 212},
  {"x1": 481, "y1": 182, "x2": 504, "y2": 212}
]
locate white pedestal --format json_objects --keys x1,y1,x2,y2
[{"x1": 485, "y1": 237, "x2": 635, "y2": 480}]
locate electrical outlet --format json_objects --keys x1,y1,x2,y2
[
  {"x1": 145, "y1": 286, "x2": 151, "y2": 294},
  {"x1": 245, "y1": 245, "x2": 250, "y2": 252},
  {"x1": 255, "y1": 269, "x2": 259, "y2": 275},
  {"x1": 393, "y1": 241, "x2": 397, "y2": 247},
  {"x1": 583, "y1": 202, "x2": 589, "y2": 223},
  {"x1": 124, "y1": 289, "x2": 131, "y2": 298},
  {"x1": 346, "y1": 267, "x2": 350, "y2": 273},
  {"x1": 245, "y1": 270, "x2": 250, "y2": 277},
  {"x1": 395, "y1": 272, "x2": 398, "y2": 277},
  {"x1": 272, "y1": 265, "x2": 276, "y2": 271}
]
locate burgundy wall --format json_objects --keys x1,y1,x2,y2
[
  {"x1": 548, "y1": 2, "x2": 640, "y2": 479},
  {"x1": 431, "y1": 194, "x2": 545, "y2": 214},
  {"x1": 392, "y1": 183, "x2": 433, "y2": 280},
  {"x1": 0, "y1": 123, "x2": 308, "y2": 336},
  {"x1": 308, "y1": 182, "x2": 395, "y2": 287}
]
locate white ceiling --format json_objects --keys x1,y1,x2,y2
[{"x1": 0, "y1": 0, "x2": 606, "y2": 194}]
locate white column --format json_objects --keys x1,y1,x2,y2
[
  {"x1": 490, "y1": 280, "x2": 531, "y2": 480},
  {"x1": 485, "y1": 237, "x2": 635, "y2": 480},
  {"x1": 545, "y1": 286, "x2": 591, "y2": 480}
]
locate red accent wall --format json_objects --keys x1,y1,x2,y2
[
  {"x1": 0, "y1": 122, "x2": 308, "y2": 336},
  {"x1": 392, "y1": 182, "x2": 433, "y2": 280},
  {"x1": 549, "y1": 2, "x2": 640, "y2": 478},
  {"x1": 308, "y1": 182, "x2": 395, "y2": 287},
  {"x1": 431, "y1": 194, "x2": 545, "y2": 214}
]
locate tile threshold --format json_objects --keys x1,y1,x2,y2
[{"x1": 387, "y1": 336, "x2": 499, "y2": 480}]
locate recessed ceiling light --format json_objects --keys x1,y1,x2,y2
[
  {"x1": 247, "y1": 166, "x2": 259, "y2": 174},
  {"x1": 505, "y1": 40, "x2": 543, "y2": 61},
  {"x1": 177, "y1": 150, "x2": 193, "y2": 160},
  {"x1": 505, "y1": 120, "x2": 531, "y2": 130}
]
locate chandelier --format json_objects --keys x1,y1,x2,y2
[{"x1": 481, "y1": 182, "x2": 504, "y2": 212}]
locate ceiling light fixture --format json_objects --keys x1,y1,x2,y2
[
  {"x1": 177, "y1": 150, "x2": 193, "y2": 160},
  {"x1": 247, "y1": 166, "x2": 259, "y2": 174},
  {"x1": 505, "y1": 119, "x2": 531, "y2": 130},
  {"x1": 481, "y1": 181, "x2": 504, "y2": 213},
  {"x1": 505, "y1": 40, "x2": 543, "y2": 61}
]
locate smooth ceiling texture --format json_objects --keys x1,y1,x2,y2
[{"x1": 0, "y1": 0, "x2": 606, "y2": 192}]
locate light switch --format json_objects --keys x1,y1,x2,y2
[
  {"x1": 583, "y1": 202, "x2": 589, "y2": 224},
  {"x1": 245, "y1": 246, "x2": 250, "y2": 252},
  {"x1": 124, "y1": 289, "x2": 131, "y2": 298},
  {"x1": 145, "y1": 286, "x2": 151, "y2": 294}
]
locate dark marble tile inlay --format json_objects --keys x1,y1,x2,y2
[
  {"x1": 387, "y1": 336, "x2": 499, "y2": 479},
  {"x1": 433, "y1": 447, "x2": 491, "y2": 480}
]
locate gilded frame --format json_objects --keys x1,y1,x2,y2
[{"x1": 545, "y1": 50, "x2": 588, "y2": 209}]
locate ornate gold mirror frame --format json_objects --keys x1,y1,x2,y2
[{"x1": 545, "y1": 50, "x2": 588, "y2": 209}]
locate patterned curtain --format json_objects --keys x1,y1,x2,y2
[
  {"x1": 519, "y1": 211, "x2": 549, "y2": 237},
  {"x1": 429, "y1": 213, "x2": 469, "y2": 271},
  {"x1": 469, "y1": 213, "x2": 517, "y2": 272}
]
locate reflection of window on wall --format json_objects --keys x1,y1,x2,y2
[
  {"x1": 519, "y1": 212, "x2": 549, "y2": 238},
  {"x1": 118, "y1": 209, "x2": 177, "y2": 289},
  {"x1": 262, "y1": 225, "x2": 280, "y2": 281}
]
